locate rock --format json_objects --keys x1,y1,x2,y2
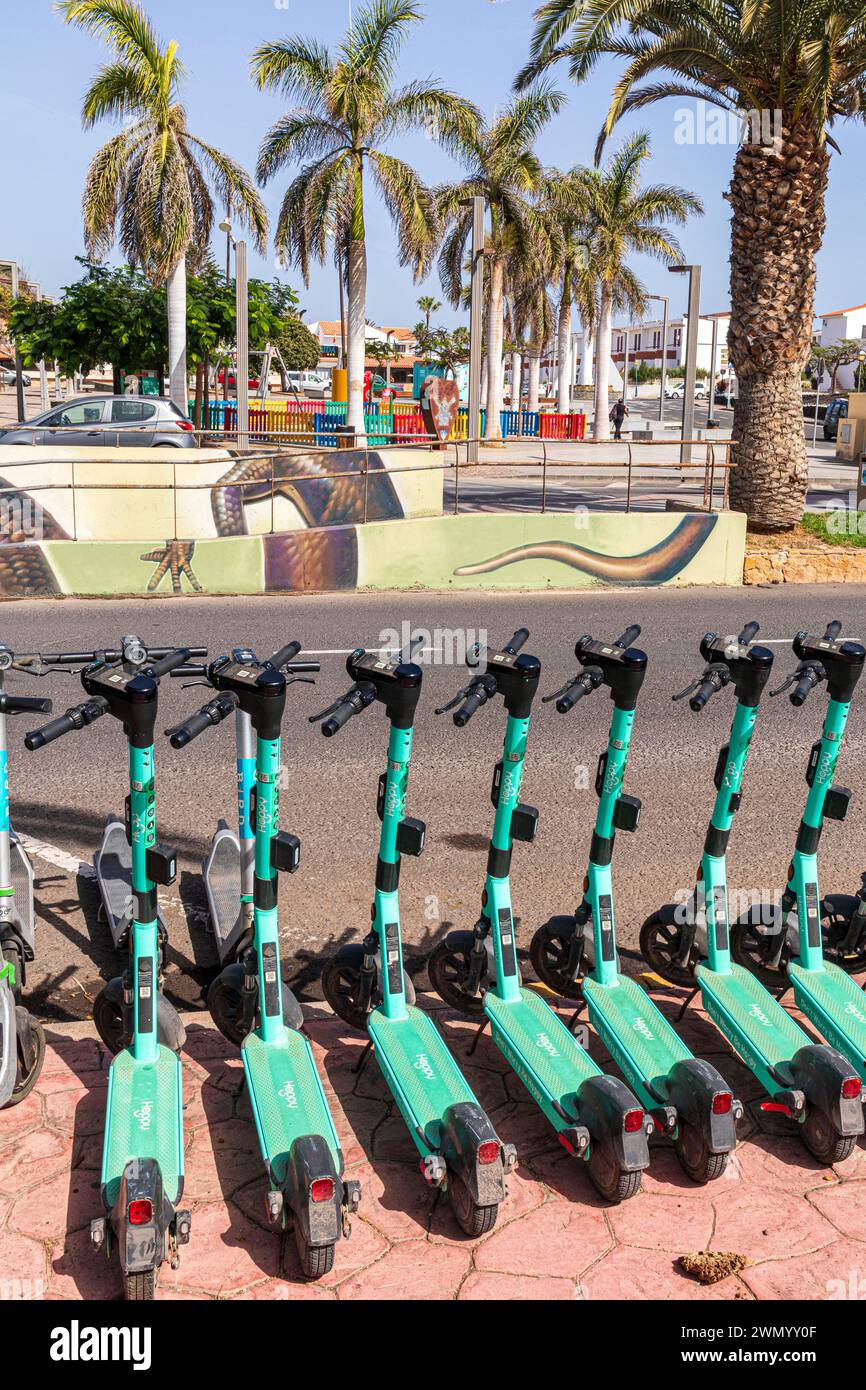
[{"x1": 679, "y1": 1251, "x2": 750, "y2": 1285}]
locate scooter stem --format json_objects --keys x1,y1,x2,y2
[
  {"x1": 0, "y1": 673, "x2": 12, "y2": 926},
  {"x1": 376, "y1": 722, "x2": 414, "y2": 1022},
  {"x1": 254, "y1": 730, "x2": 287, "y2": 1045},
  {"x1": 236, "y1": 709, "x2": 256, "y2": 922},
  {"x1": 129, "y1": 740, "x2": 160, "y2": 1064},
  {"x1": 703, "y1": 699, "x2": 757, "y2": 975}
]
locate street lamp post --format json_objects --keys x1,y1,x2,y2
[
  {"x1": 706, "y1": 314, "x2": 720, "y2": 429},
  {"x1": 647, "y1": 294, "x2": 670, "y2": 423},
  {"x1": 669, "y1": 263, "x2": 702, "y2": 466},
  {"x1": 461, "y1": 195, "x2": 485, "y2": 464},
  {"x1": 0, "y1": 260, "x2": 26, "y2": 423},
  {"x1": 220, "y1": 221, "x2": 249, "y2": 449},
  {"x1": 622, "y1": 327, "x2": 629, "y2": 403}
]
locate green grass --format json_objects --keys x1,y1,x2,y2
[{"x1": 801, "y1": 511, "x2": 866, "y2": 548}]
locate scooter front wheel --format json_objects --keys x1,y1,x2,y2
[
  {"x1": 93, "y1": 982, "x2": 186, "y2": 1056},
  {"x1": 427, "y1": 934, "x2": 486, "y2": 1015},
  {"x1": 674, "y1": 1120, "x2": 729, "y2": 1184},
  {"x1": 294, "y1": 1228, "x2": 335, "y2": 1279},
  {"x1": 124, "y1": 1270, "x2": 156, "y2": 1301},
  {"x1": 586, "y1": 1141, "x2": 642, "y2": 1204},
  {"x1": 208, "y1": 964, "x2": 303, "y2": 1047},
  {"x1": 729, "y1": 906, "x2": 787, "y2": 987},
  {"x1": 321, "y1": 945, "x2": 415, "y2": 1032},
  {"x1": 639, "y1": 912, "x2": 697, "y2": 989},
  {"x1": 800, "y1": 1106, "x2": 856, "y2": 1166},
  {"x1": 529, "y1": 918, "x2": 584, "y2": 1001},
  {"x1": 6, "y1": 1011, "x2": 45, "y2": 1108},
  {"x1": 822, "y1": 895, "x2": 866, "y2": 974},
  {"x1": 447, "y1": 1168, "x2": 498, "y2": 1236}
]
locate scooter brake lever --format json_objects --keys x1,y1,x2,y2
[
  {"x1": 285, "y1": 676, "x2": 316, "y2": 687},
  {"x1": 769, "y1": 670, "x2": 798, "y2": 698},
  {"x1": 542, "y1": 679, "x2": 577, "y2": 704},
  {"x1": 309, "y1": 695, "x2": 349, "y2": 724},
  {"x1": 434, "y1": 684, "x2": 472, "y2": 716},
  {"x1": 672, "y1": 678, "x2": 701, "y2": 703}
]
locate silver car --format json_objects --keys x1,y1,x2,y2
[
  {"x1": 0, "y1": 367, "x2": 32, "y2": 387},
  {"x1": 0, "y1": 394, "x2": 197, "y2": 447}
]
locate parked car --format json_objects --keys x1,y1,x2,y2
[
  {"x1": 0, "y1": 395, "x2": 196, "y2": 447},
  {"x1": 665, "y1": 379, "x2": 708, "y2": 399},
  {"x1": 0, "y1": 367, "x2": 32, "y2": 388},
  {"x1": 285, "y1": 371, "x2": 331, "y2": 400},
  {"x1": 217, "y1": 369, "x2": 261, "y2": 391},
  {"x1": 823, "y1": 397, "x2": 848, "y2": 441}
]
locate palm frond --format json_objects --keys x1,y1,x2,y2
[
  {"x1": 369, "y1": 151, "x2": 439, "y2": 279},
  {"x1": 185, "y1": 136, "x2": 269, "y2": 254}
]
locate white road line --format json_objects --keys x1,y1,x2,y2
[{"x1": 15, "y1": 831, "x2": 95, "y2": 878}]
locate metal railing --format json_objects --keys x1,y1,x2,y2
[{"x1": 0, "y1": 433, "x2": 734, "y2": 542}]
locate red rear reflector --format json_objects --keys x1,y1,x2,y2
[
  {"x1": 128, "y1": 1199, "x2": 153, "y2": 1226},
  {"x1": 310, "y1": 1178, "x2": 335, "y2": 1203},
  {"x1": 623, "y1": 1109, "x2": 644, "y2": 1133},
  {"x1": 712, "y1": 1091, "x2": 733, "y2": 1115},
  {"x1": 558, "y1": 1133, "x2": 575, "y2": 1155},
  {"x1": 478, "y1": 1141, "x2": 500, "y2": 1166},
  {"x1": 842, "y1": 1077, "x2": 861, "y2": 1100},
  {"x1": 760, "y1": 1101, "x2": 792, "y2": 1117}
]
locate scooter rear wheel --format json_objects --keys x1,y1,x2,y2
[
  {"x1": 529, "y1": 918, "x2": 584, "y2": 1001},
  {"x1": 639, "y1": 913, "x2": 697, "y2": 989},
  {"x1": 587, "y1": 1140, "x2": 642, "y2": 1203},
  {"x1": 447, "y1": 1168, "x2": 498, "y2": 1236},
  {"x1": 93, "y1": 983, "x2": 186, "y2": 1056},
  {"x1": 321, "y1": 945, "x2": 415, "y2": 1032},
  {"x1": 124, "y1": 1270, "x2": 156, "y2": 1300},
  {"x1": 208, "y1": 966, "x2": 303, "y2": 1048},
  {"x1": 294, "y1": 1228, "x2": 335, "y2": 1279},
  {"x1": 6, "y1": 1012, "x2": 45, "y2": 1107},
  {"x1": 800, "y1": 1106, "x2": 856, "y2": 1166},
  {"x1": 427, "y1": 934, "x2": 486, "y2": 1015},
  {"x1": 674, "y1": 1120, "x2": 729, "y2": 1183}
]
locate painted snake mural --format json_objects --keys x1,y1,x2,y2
[{"x1": 453, "y1": 515, "x2": 717, "y2": 586}]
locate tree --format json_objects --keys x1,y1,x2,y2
[
  {"x1": 811, "y1": 340, "x2": 864, "y2": 393},
  {"x1": 417, "y1": 294, "x2": 442, "y2": 329},
  {"x1": 252, "y1": 0, "x2": 480, "y2": 439},
  {"x1": 58, "y1": 0, "x2": 266, "y2": 409},
  {"x1": 518, "y1": 0, "x2": 866, "y2": 528},
  {"x1": 414, "y1": 324, "x2": 471, "y2": 378},
  {"x1": 563, "y1": 135, "x2": 701, "y2": 440},
  {"x1": 278, "y1": 318, "x2": 321, "y2": 372},
  {"x1": 437, "y1": 82, "x2": 564, "y2": 439},
  {"x1": 365, "y1": 336, "x2": 404, "y2": 387}
]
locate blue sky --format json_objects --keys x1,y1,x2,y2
[{"x1": 2, "y1": 0, "x2": 865, "y2": 328}]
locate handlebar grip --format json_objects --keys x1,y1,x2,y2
[
  {"x1": 146, "y1": 648, "x2": 192, "y2": 678},
  {"x1": 169, "y1": 709, "x2": 216, "y2": 749},
  {"x1": 269, "y1": 641, "x2": 301, "y2": 670},
  {"x1": 454, "y1": 688, "x2": 485, "y2": 727},
  {"x1": 689, "y1": 679, "x2": 717, "y2": 713},
  {"x1": 2, "y1": 695, "x2": 53, "y2": 715},
  {"x1": 322, "y1": 701, "x2": 357, "y2": 738},
  {"x1": 738, "y1": 621, "x2": 759, "y2": 645},
  {"x1": 24, "y1": 697, "x2": 107, "y2": 749},
  {"x1": 791, "y1": 673, "x2": 815, "y2": 708},
  {"x1": 503, "y1": 628, "x2": 529, "y2": 656},
  {"x1": 285, "y1": 660, "x2": 320, "y2": 675},
  {"x1": 823, "y1": 620, "x2": 842, "y2": 642},
  {"x1": 615, "y1": 625, "x2": 641, "y2": 649},
  {"x1": 170, "y1": 664, "x2": 207, "y2": 678},
  {"x1": 557, "y1": 680, "x2": 588, "y2": 714}
]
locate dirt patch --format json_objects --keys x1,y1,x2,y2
[{"x1": 679, "y1": 1250, "x2": 750, "y2": 1284}]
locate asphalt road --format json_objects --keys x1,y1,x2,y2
[{"x1": 4, "y1": 585, "x2": 866, "y2": 1022}]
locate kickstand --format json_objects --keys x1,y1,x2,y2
[
  {"x1": 567, "y1": 1001, "x2": 585, "y2": 1034},
  {"x1": 467, "y1": 1017, "x2": 489, "y2": 1058},
  {"x1": 353, "y1": 1039, "x2": 374, "y2": 1077},
  {"x1": 675, "y1": 988, "x2": 699, "y2": 1023}
]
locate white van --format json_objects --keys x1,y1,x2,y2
[{"x1": 286, "y1": 371, "x2": 331, "y2": 400}]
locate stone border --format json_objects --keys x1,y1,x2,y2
[{"x1": 744, "y1": 544, "x2": 866, "y2": 584}]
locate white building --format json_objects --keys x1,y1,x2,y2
[
  {"x1": 816, "y1": 303, "x2": 866, "y2": 391},
  {"x1": 574, "y1": 312, "x2": 730, "y2": 383}
]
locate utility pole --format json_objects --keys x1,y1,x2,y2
[
  {"x1": 465, "y1": 195, "x2": 485, "y2": 464},
  {"x1": 1, "y1": 261, "x2": 26, "y2": 423},
  {"x1": 670, "y1": 263, "x2": 702, "y2": 466},
  {"x1": 647, "y1": 293, "x2": 669, "y2": 423},
  {"x1": 235, "y1": 240, "x2": 249, "y2": 449},
  {"x1": 706, "y1": 314, "x2": 720, "y2": 428}
]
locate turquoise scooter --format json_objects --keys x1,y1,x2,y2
[
  {"x1": 26, "y1": 639, "x2": 192, "y2": 1299},
  {"x1": 168, "y1": 641, "x2": 361, "y2": 1278}
]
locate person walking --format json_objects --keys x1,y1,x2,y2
[{"x1": 610, "y1": 396, "x2": 628, "y2": 440}]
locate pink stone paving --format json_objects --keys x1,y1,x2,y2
[{"x1": 2, "y1": 985, "x2": 866, "y2": 1301}]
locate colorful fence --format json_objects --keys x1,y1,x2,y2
[{"x1": 192, "y1": 399, "x2": 587, "y2": 445}]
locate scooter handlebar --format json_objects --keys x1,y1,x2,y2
[
  {"x1": 145, "y1": 648, "x2": 193, "y2": 679},
  {"x1": 738, "y1": 621, "x2": 760, "y2": 645},
  {"x1": 791, "y1": 668, "x2": 821, "y2": 707},
  {"x1": 823, "y1": 620, "x2": 843, "y2": 642},
  {"x1": 322, "y1": 700, "x2": 358, "y2": 737},
  {"x1": 690, "y1": 676, "x2": 722, "y2": 712},
  {"x1": 556, "y1": 679, "x2": 591, "y2": 713},
  {"x1": 454, "y1": 686, "x2": 487, "y2": 727},
  {"x1": 167, "y1": 692, "x2": 238, "y2": 749},
  {"x1": 24, "y1": 697, "x2": 108, "y2": 750},
  {"x1": 503, "y1": 628, "x2": 529, "y2": 656},
  {"x1": 268, "y1": 641, "x2": 301, "y2": 670},
  {"x1": 615, "y1": 625, "x2": 642, "y2": 649},
  {"x1": 0, "y1": 694, "x2": 53, "y2": 715}
]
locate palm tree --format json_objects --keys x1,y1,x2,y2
[
  {"x1": 58, "y1": 0, "x2": 267, "y2": 411},
  {"x1": 518, "y1": 0, "x2": 866, "y2": 526},
  {"x1": 564, "y1": 135, "x2": 701, "y2": 440},
  {"x1": 252, "y1": 0, "x2": 480, "y2": 439},
  {"x1": 437, "y1": 83, "x2": 564, "y2": 440},
  {"x1": 417, "y1": 294, "x2": 442, "y2": 330}
]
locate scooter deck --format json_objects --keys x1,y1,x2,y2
[
  {"x1": 0, "y1": 977, "x2": 16, "y2": 1107},
  {"x1": 98, "y1": 819, "x2": 167, "y2": 944},
  {"x1": 696, "y1": 961, "x2": 807, "y2": 1077},
  {"x1": 789, "y1": 959, "x2": 866, "y2": 1077},
  {"x1": 485, "y1": 986, "x2": 601, "y2": 1121},
  {"x1": 584, "y1": 974, "x2": 692, "y2": 1099},
  {"x1": 9, "y1": 830, "x2": 34, "y2": 949},
  {"x1": 242, "y1": 1029, "x2": 341, "y2": 1185},
  {"x1": 101, "y1": 1046, "x2": 183, "y2": 1208},
  {"x1": 368, "y1": 1005, "x2": 477, "y2": 1148},
  {"x1": 203, "y1": 828, "x2": 244, "y2": 962}
]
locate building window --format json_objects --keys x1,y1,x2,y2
[
  {"x1": 673, "y1": 328, "x2": 682, "y2": 347},
  {"x1": 615, "y1": 335, "x2": 623, "y2": 352},
  {"x1": 652, "y1": 330, "x2": 661, "y2": 349},
  {"x1": 633, "y1": 333, "x2": 641, "y2": 351}
]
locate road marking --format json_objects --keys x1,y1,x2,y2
[{"x1": 15, "y1": 831, "x2": 95, "y2": 878}]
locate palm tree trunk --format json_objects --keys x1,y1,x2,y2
[
  {"x1": 511, "y1": 351, "x2": 522, "y2": 408},
  {"x1": 727, "y1": 121, "x2": 828, "y2": 529},
  {"x1": 578, "y1": 327, "x2": 593, "y2": 386},
  {"x1": 527, "y1": 351, "x2": 541, "y2": 414},
  {"x1": 484, "y1": 258, "x2": 505, "y2": 441},
  {"x1": 167, "y1": 256, "x2": 187, "y2": 412},
  {"x1": 346, "y1": 238, "x2": 368, "y2": 440},
  {"x1": 593, "y1": 285, "x2": 613, "y2": 442},
  {"x1": 557, "y1": 274, "x2": 572, "y2": 414}
]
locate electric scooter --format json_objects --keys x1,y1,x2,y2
[
  {"x1": 91, "y1": 638, "x2": 207, "y2": 950},
  {"x1": 0, "y1": 645, "x2": 52, "y2": 1108},
  {"x1": 729, "y1": 622, "x2": 866, "y2": 1090},
  {"x1": 427, "y1": 629, "x2": 652, "y2": 1202},
  {"x1": 640, "y1": 621, "x2": 865, "y2": 1165},
  {"x1": 167, "y1": 641, "x2": 361, "y2": 1278},
  {"x1": 529, "y1": 625, "x2": 741, "y2": 1181},
  {"x1": 317, "y1": 639, "x2": 517, "y2": 1235},
  {"x1": 25, "y1": 639, "x2": 193, "y2": 1299}
]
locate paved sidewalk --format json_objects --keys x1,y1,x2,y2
[{"x1": 2, "y1": 982, "x2": 866, "y2": 1301}]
